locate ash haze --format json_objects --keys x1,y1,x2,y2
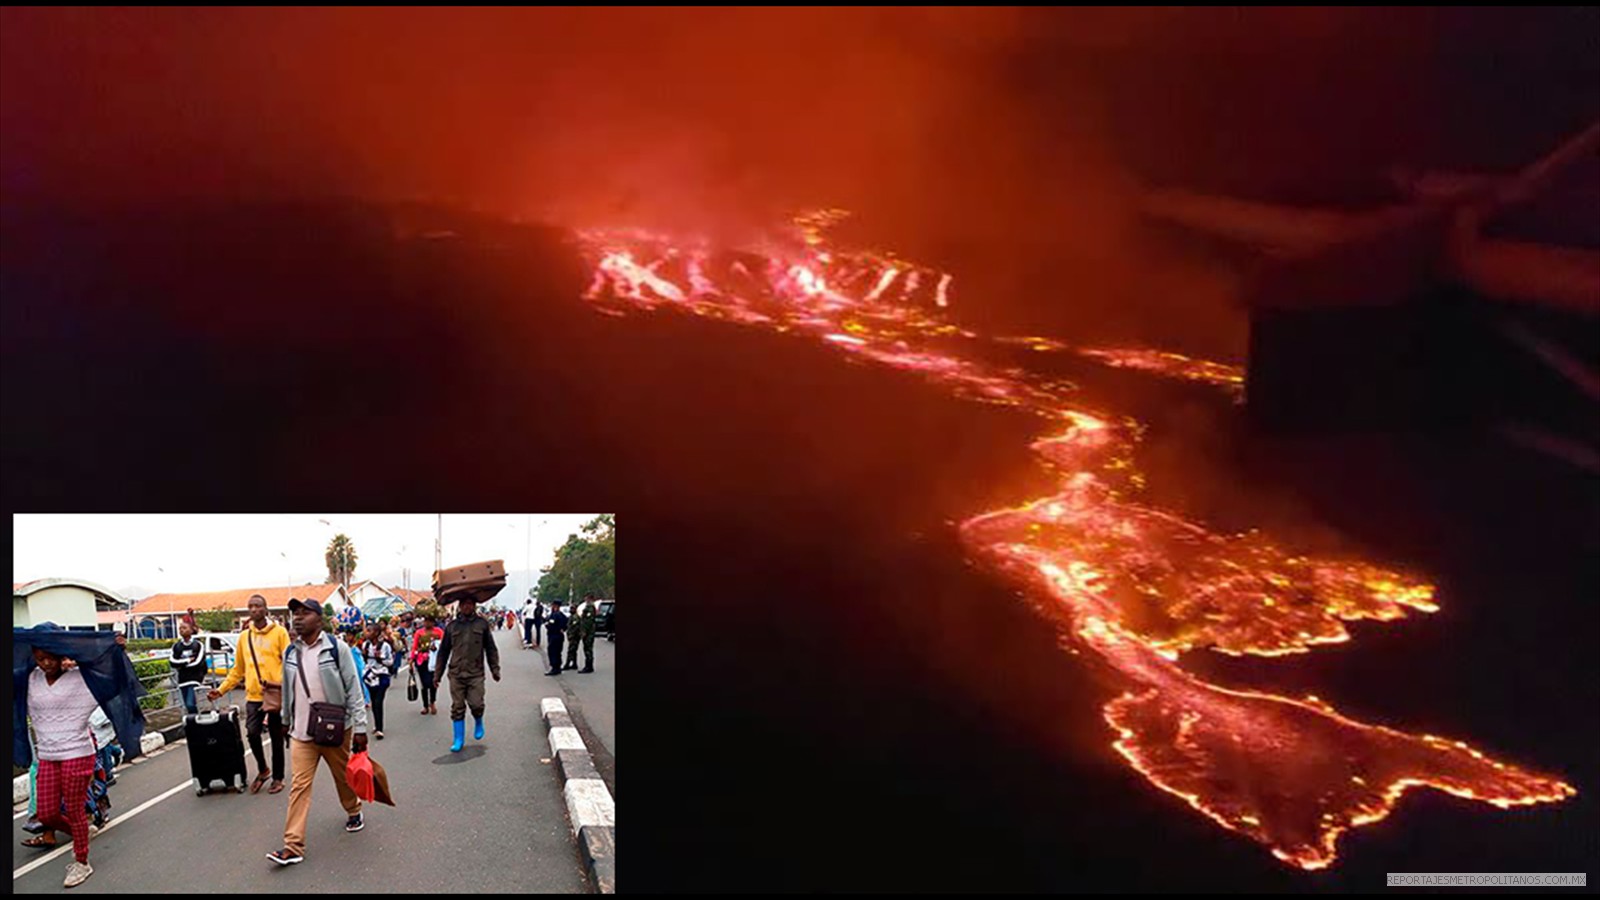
[{"x1": 2, "y1": 7, "x2": 1593, "y2": 350}]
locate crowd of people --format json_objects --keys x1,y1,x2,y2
[
  {"x1": 475, "y1": 595, "x2": 603, "y2": 676},
  {"x1": 14, "y1": 591, "x2": 608, "y2": 887}
]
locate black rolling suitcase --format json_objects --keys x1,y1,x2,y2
[{"x1": 184, "y1": 703, "x2": 249, "y2": 795}]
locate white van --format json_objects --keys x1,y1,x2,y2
[{"x1": 193, "y1": 632, "x2": 240, "y2": 678}]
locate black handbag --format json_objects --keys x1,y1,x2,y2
[{"x1": 295, "y1": 642, "x2": 347, "y2": 747}]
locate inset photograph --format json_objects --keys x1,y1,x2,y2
[{"x1": 13, "y1": 513, "x2": 614, "y2": 893}]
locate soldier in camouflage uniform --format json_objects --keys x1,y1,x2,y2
[
  {"x1": 563, "y1": 599, "x2": 582, "y2": 671},
  {"x1": 578, "y1": 593, "x2": 598, "y2": 674}
]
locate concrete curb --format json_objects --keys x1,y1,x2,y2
[{"x1": 542, "y1": 697, "x2": 614, "y2": 894}]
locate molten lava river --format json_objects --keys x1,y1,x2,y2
[{"x1": 575, "y1": 211, "x2": 1574, "y2": 870}]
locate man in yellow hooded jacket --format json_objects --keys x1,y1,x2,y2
[{"x1": 208, "y1": 594, "x2": 291, "y2": 794}]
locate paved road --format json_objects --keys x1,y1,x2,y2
[
  {"x1": 530, "y1": 635, "x2": 615, "y2": 773},
  {"x1": 14, "y1": 627, "x2": 611, "y2": 893}
]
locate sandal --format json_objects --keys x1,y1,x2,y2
[
  {"x1": 268, "y1": 780, "x2": 285, "y2": 794},
  {"x1": 22, "y1": 835, "x2": 57, "y2": 849},
  {"x1": 251, "y1": 771, "x2": 270, "y2": 794}
]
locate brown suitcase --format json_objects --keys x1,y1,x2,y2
[{"x1": 433, "y1": 560, "x2": 507, "y2": 602}]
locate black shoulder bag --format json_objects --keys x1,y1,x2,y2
[{"x1": 295, "y1": 642, "x2": 347, "y2": 747}]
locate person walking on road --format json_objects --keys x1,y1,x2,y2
[
  {"x1": 168, "y1": 619, "x2": 206, "y2": 715},
  {"x1": 16, "y1": 631, "x2": 136, "y2": 888},
  {"x1": 341, "y1": 631, "x2": 370, "y2": 707},
  {"x1": 266, "y1": 598, "x2": 368, "y2": 867},
  {"x1": 390, "y1": 618, "x2": 410, "y2": 695},
  {"x1": 359, "y1": 622, "x2": 395, "y2": 740},
  {"x1": 385, "y1": 619, "x2": 407, "y2": 666},
  {"x1": 86, "y1": 706, "x2": 120, "y2": 826},
  {"x1": 209, "y1": 594, "x2": 290, "y2": 796},
  {"x1": 412, "y1": 614, "x2": 444, "y2": 715},
  {"x1": 432, "y1": 592, "x2": 502, "y2": 752},
  {"x1": 521, "y1": 598, "x2": 540, "y2": 649},
  {"x1": 544, "y1": 600, "x2": 569, "y2": 677},
  {"x1": 577, "y1": 594, "x2": 599, "y2": 674},
  {"x1": 531, "y1": 600, "x2": 544, "y2": 650}
]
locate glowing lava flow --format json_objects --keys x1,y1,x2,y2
[{"x1": 573, "y1": 213, "x2": 1575, "y2": 870}]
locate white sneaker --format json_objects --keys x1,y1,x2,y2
[{"x1": 64, "y1": 861, "x2": 93, "y2": 888}]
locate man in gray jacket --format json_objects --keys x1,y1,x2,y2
[{"x1": 266, "y1": 598, "x2": 368, "y2": 867}]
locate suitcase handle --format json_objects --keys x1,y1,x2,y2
[{"x1": 191, "y1": 694, "x2": 237, "y2": 725}]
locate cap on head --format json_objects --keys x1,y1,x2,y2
[{"x1": 289, "y1": 597, "x2": 325, "y2": 617}]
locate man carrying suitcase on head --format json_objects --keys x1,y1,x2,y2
[{"x1": 430, "y1": 590, "x2": 501, "y2": 753}]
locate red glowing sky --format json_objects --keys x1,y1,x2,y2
[
  {"x1": 2, "y1": 8, "x2": 1593, "y2": 351},
  {"x1": 5, "y1": 8, "x2": 1592, "y2": 213}
]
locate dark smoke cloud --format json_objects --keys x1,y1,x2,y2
[{"x1": 3, "y1": 8, "x2": 1592, "y2": 355}]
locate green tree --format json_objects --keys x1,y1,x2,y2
[
  {"x1": 325, "y1": 534, "x2": 358, "y2": 589},
  {"x1": 537, "y1": 514, "x2": 616, "y2": 604},
  {"x1": 194, "y1": 606, "x2": 236, "y2": 633}
]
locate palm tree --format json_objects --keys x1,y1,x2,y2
[{"x1": 325, "y1": 534, "x2": 358, "y2": 598}]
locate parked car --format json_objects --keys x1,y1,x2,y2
[
  {"x1": 195, "y1": 632, "x2": 240, "y2": 678},
  {"x1": 597, "y1": 600, "x2": 615, "y2": 641}
]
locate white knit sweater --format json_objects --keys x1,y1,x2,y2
[{"x1": 29, "y1": 668, "x2": 99, "y2": 761}]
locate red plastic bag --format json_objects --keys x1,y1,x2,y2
[{"x1": 347, "y1": 750, "x2": 375, "y2": 803}]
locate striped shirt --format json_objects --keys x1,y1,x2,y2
[{"x1": 29, "y1": 668, "x2": 99, "y2": 761}]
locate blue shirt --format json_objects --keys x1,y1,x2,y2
[{"x1": 546, "y1": 609, "x2": 569, "y2": 641}]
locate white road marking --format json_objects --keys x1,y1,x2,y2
[
  {"x1": 13, "y1": 780, "x2": 192, "y2": 880},
  {"x1": 13, "y1": 739, "x2": 183, "y2": 818}
]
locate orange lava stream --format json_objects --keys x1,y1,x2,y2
[{"x1": 573, "y1": 213, "x2": 1575, "y2": 869}]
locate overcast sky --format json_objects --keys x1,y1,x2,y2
[{"x1": 13, "y1": 513, "x2": 605, "y2": 597}]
